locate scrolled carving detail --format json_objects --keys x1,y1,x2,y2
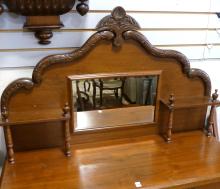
[
  {"x1": 123, "y1": 30, "x2": 211, "y2": 96},
  {"x1": 33, "y1": 31, "x2": 114, "y2": 83},
  {"x1": 1, "y1": 78, "x2": 34, "y2": 120},
  {"x1": 96, "y1": 6, "x2": 140, "y2": 47}
]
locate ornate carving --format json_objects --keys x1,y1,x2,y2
[
  {"x1": 123, "y1": 30, "x2": 211, "y2": 96},
  {"x1": 4, "y1": 0, "x2": 76, "y2": 15},
  {"x1": 96, "y1": 6, "x2": 140, "y2": 47},
  {"x1": 76, "y1": 0, "x2": 89, "y2": 16},
  {"x1": 1, "y1": 78, "x2": 34, "y2": 120},
  {"x1": 32, "y1": 31, "x2": 114, "y2": 83}
]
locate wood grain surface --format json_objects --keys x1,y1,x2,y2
[{"x1": 1, "y1": 131, "x2": 220, "y2": 189}]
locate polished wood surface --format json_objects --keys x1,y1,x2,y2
[
  {"x1": 74, "y1": 106, "x2": 155, "y2": 131},
  {"x1": 1, "y1": 131, "x2": 220, "y2": 189}
]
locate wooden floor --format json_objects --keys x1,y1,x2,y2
[{"x1": 1, "y1": 131, "x2": 220, "y2": 189}]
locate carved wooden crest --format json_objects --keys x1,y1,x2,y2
[{"x1": 96, "y1": 6, "x2": 140, "y2": 47}]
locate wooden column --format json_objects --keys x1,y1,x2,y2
[
  {"x1": 207, "y1": 89, "x2": 218, "y2": 137},
  {"x1": 5, "y1": 125, "x2": 15, "y2": 164},
  {"x1": 2, "y1": 107, "x2": 15, "y2": 164},
  {"x1": 166, "y1": 94, "x2": 175, "y2": 143},
  {"x1": 63, "y1": 103, "x2": 71, "y2": 157}
]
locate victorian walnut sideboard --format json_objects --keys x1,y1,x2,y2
[{"x1": 0, "y1": 7, "x2": 220, "y2": 189}]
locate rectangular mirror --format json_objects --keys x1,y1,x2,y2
[{"x1": 69, "y1": 71, "x2": 161, "y2": 132}]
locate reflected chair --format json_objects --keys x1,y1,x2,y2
[
  {"x1": 76, "y1": 80, "x2": 91, "y2": 111},
  {"x1": 92, "y1": 78, "x2": 125, "y2": 108}
]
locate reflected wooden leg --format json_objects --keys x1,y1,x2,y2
[
  {"x1": 92, "y1": 82, "x2": 96, "y2": 109},
  {"x1": 100, "y1": 87, "x2": 103, "y2": 107},
  {"x1": 5, "y1": 125, "x2": 15, "y2": 164},
  {"x1": 120, "y1": 88, "x2": 123, "y2": 104}
]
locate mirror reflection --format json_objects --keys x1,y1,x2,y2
[{"x1": 72, "y1": 75, "x2": 158, "y2": 131}]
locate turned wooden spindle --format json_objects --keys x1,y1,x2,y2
[
  {"x1": 5, "y1": 125, "x2": 15, "y2": 164},
  {"x1": 166, "y1": 94, "x2": 175, "y2": 143},
  {"x1": 63, "y1": 103, "x2": 71, "y2": 157},
  {"x1": 1, "y1": 107, "x2": 15, "y2": 164},
  {"x1": 207, "y1": 89, "x2": 218, "y2": 137}
]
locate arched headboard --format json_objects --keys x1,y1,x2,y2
[{"x1": 0, "y1": 7, "x2": 212, "y2": 155}]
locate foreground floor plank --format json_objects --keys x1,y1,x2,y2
[{"x1": 1, "y1": 131, "x2": 220, "y2": 189}]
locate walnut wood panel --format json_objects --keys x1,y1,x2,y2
[
  {"x1": 2, "y1": 131, "x2": 220, "y2": 189},
  {"x1": 0, "y1": 7, "x2": 211, "y2": 150}
]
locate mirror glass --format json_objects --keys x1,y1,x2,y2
[{"x1": 72, "y1": 75, "x2": 159, "y2": 131}]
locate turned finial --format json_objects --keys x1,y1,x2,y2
[
  {"x1": 63, "y1": 103, "x2": 70, "y2": 116},
  {"x1": 76, "y1": 0, "x2": 89, "y2": 16},
  {"x1": 168, "y1": 94, "x2": 175, "y2": 108},
  {"x1": 212, "y1": 89, "x2": 218, "y2": 102},
  {"x1": 1, "y1": 106, "x2": 8, "y2": 121}
]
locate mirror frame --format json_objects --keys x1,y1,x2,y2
[{"x1": 68, "y1": 70, "x2": 162, "y2": 133}]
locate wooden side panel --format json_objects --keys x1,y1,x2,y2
[{"x1": 11, "y1": 122, "x2": 64, "y2": 151}]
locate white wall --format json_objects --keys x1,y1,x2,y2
[{"x1": 0, "y1": 0, "x2": 220, "y2": 165}]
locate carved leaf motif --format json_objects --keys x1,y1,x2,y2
[
  {"x1": 96, "y1": 6, "x2": 140, "y2": 47},
  {"x1": 97, "y1": 6, "x2": 140, "y2": 31}
]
